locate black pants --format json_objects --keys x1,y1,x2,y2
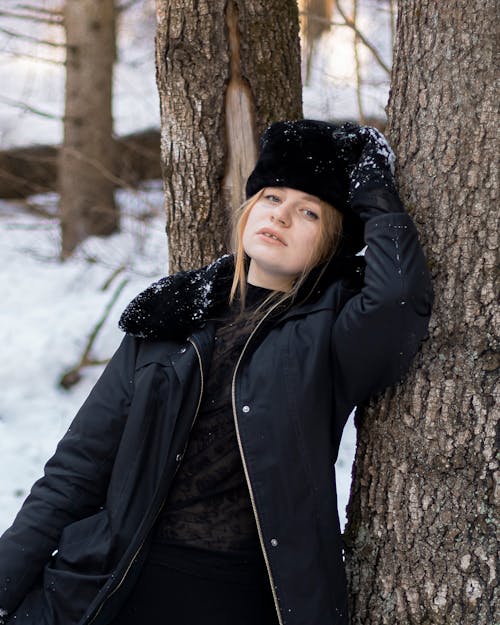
[{"x1": 109, "y1": 545, "x2": 279, "y2": 625}]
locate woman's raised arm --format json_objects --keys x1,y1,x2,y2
[{"x1": 332, "y1": 127, "x2": 433, "y2": 404}]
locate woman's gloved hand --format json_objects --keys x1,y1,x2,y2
[{"x1": 333, "y1": 123, "x2": 405, "y2": 220}]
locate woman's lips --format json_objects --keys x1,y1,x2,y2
[{"x1": 257, "y1": 229, "x2": 287, "y2": 245}]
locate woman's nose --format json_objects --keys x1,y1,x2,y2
[{"x1": 271, "y1": 203, "x2": 290, "y2": 225}]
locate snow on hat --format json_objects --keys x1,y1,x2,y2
[{"x1": 245, "y1": 119, "x2": 365, "y2": 255}]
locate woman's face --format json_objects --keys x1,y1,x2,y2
[{"x1": 242, "y1": 187, "x2": 324, "y2": 291}]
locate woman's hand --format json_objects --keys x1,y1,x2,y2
[{"x1": 333, "y1": 123, "x2": 405, "y2": 219}]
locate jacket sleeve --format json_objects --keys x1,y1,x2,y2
[
  {"x1": 332, "y1": 211, "x2": 433, "y2": 406},
  {"x1": 0, "y1": 334, "x2": 138, "y2": 614}
]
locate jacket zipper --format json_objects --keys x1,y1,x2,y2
[
  {"x1": 86, "y1": 337, "x2": 205, "y2": 625},
  {"x1": 231, "y1": 307, "x2": 285, "y2": 625}
]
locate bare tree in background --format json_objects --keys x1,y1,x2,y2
[
  {"x1": 298, "y1": 0, "x2": 393, "y2": 126},
  {"x1": 298, "y1": 0, "x2": 333, "y2": 84},
  {"x1": 345, "y1": 1, "x2": 498, "y2": 623},
  {"x1": 59, "y1": 0, "x2": 118, "y2": 258},
  {"x1": 155, "y1": 0, "x2": 302, "y2": 272},
  {"x1": 0, "y1": 1, "x2": 161, "y2": 202}
]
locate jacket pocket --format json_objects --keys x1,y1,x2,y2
[
  {"x1": 7, "y1": 563, "x2": 109, "y2": 625},
  {"x1": 44, "y1": 564, "x2": 109, "y2": 625},
  {"x1": 55, "y1": 509, "x2": 113, "y2": 574}
]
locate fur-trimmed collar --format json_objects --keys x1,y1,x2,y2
[{"x1": 119, "y1": 254, "x2": 365, "y2": 341}]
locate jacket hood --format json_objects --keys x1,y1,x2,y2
[{"x1": 119, "y1": 253, "x2": 365, "y2": 342}]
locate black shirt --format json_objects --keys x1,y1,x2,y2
[{"x1": 150, "y1": 284, "x2": 273, "y2": 565}]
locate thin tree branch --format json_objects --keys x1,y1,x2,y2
[
  {"x1": 4, "y1": 49, "x2": 64, "y2": 66},
  {"x1": 23, "y1": 199, "x2": 58, "y2": 218},
  {"x1": 389, "y1": 0, "x2": 396, "y2": 53},
  {"x1": 352, "y1": 0, "x2": 366, "y2": 123},
  {"x1": 60, "y1": 277, "x2": 129, "y2": 389},
  {"x1": 100, "y1": 265, "x2": 126, "y2": 291},
  {"x1": 0, "y1": 27, "x2": 67, "y2": 48},
  {"x1": 0, "y1": 167, "x2": 54, "y2": 196},
  {"x1": 61, "y1": 146, "x2": 139, "y2": 190},
  {"x1": 0, "y1": 9, "x2": 63, "y2": 25},
  {"x1": 16, "y1": 4, "x2": 63, "y2": 16},
  {"x1": 0, "y1": 95, "x2": 62, "y2": 120},
  {"x1": 336, "y1": 1, "x2": 391, "y2": 75},
  {"x1": 300, "y1": 6, "x2": 391, "y2": 76},
  {"x1": 84, "y1": 358, "x2": 111, "y2": 366}
]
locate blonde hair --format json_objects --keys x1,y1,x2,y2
[{"x1": 229, "y1": 189, "x2": 343, "y2": 314}]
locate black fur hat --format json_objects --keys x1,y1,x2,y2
[{"x1": 245, "y1": 119, "x2": 365, "y2": 255}]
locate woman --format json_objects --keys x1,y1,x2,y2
[{"x1": 0, "y1": 120, "x2": 433, "y2": 625}]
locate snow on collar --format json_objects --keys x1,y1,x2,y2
[{"x1": 119, "y1": 254, "x2": 235, "y2": 341}]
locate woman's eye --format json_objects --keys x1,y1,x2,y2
[
  {"x1": 265, "y1": 194, "x2": 281, "y2": 203},
  {"x1": 303, "y1": 209, "x2": 319, "y2": 220}
]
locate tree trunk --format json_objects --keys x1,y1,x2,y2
[
  {"x1": 155, "y1": 0, "x2": 302, "y2": 272},
  {"x1": 297, "y1": 0, "x2": 333, "y2": 84},
  {"x1": 344, "y1": 2, "x2": 498, "y2": 624},
  {"x1": 60, "y1": 0, "x2": 118, "y2": 258}
]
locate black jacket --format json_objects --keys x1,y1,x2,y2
[{"x1": 0, "y1": 211, "x2": 433, "y2": 625}]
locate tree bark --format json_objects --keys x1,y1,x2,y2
[
  {"x1": 155, "y1": 0, "x2": 302, "y2": 272},
  {"x1": 344, "y1": 2, "x2": 498, "y2": 624},
  {"x1": 59, "y1": 0, "x2": 118, "y2": 258}
]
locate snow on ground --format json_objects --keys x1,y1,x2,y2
[
  {"x1": 0, "y1": 181, "x2": 168, "y2": 532},
  {"x1": 0, "y1": 181, "x2": 357, "y2": 534}
]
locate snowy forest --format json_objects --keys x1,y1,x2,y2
[{"x1": 0, "y1": 1, "x2": 497, "y2": 624}]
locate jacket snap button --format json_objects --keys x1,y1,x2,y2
[
  {"x1": 242, "y1": 405, "x2": 250, "y2": 413},
  {"x1": 175, "y1": 453, "x2": 183, "y2": 462},
  {"x1": 270, "y1": 538, "x2": 278, "y2": 547}
]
